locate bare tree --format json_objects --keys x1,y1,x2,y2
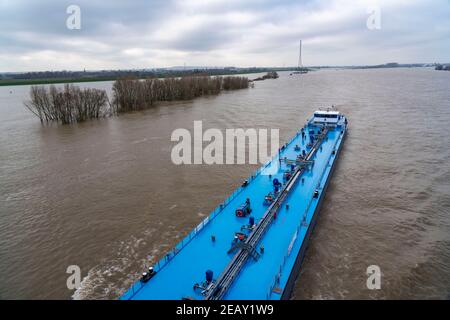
[
  {"x1": 25, "y1": 84, "x2": 108, "y2": 124},
  {"x1": 112, "y1": 75, "x2": 249, "y2": 112},
  {"x1": 25, "y1": 75, "x2": 250, "y2": 124}
]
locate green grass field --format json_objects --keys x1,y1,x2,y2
[
  {"x1": 0, "y1": 68, "x2": 290, "y2": 87},
  {"x1": 0, "y1": 77, "x2": 119, "y2": 86}
]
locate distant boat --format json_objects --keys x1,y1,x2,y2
[{"x1": 290, "y1": 40, "x2": 308, "y2": 75}]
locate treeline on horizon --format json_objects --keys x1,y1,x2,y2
[
  {"x1": 3, "y1": 67, "x2": 281, "y2": 81},
  {"x1": 24, "y1": 75, "x2": 250, "y2": 124}
]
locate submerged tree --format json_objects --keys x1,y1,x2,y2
[
  {"x1": 25, "y1": 84, "x2": 109, "y2": 124},
  {"x1": 112, "y1": 75, "x2": 249, "y2": 113},
  {"x1": 25, "y1": 75, "x2": 250, "y2": 124}
]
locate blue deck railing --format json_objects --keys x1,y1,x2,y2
[{"x1": 265, "y1": 126, "x2": 345, "y2": 299}]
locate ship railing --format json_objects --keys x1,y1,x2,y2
[
  {"x1": 266, "y1": 128, "x2": 343, "y2": 299},
  {"x1": 266, "y1": 227, "x2": 299, "y2": 299},
  {"x1": 314, "y1": 129, "x2": 342, "y2": 192},
  {"x1": 297, "y1": 128, "x2": 341, "y2": 226}
]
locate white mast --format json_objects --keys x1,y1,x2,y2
[{"x1": 298, "y1": 40, "x2": 303, "y2": 69}]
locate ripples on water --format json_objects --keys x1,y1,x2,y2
[{"x1": 0, "y1": 69, "x2": 449, "y2": 299}]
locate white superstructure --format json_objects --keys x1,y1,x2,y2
[{"x1": 311, "y1": 109, "x2": 346, "y2": 126}]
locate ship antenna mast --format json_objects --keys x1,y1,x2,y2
[{"x1": 298, "y1": 40, "x2": 303, "y2": 69}]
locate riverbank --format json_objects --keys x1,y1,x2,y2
[
  {"x1": 0, "y1": 68, "x2": 288, "y2": 87},
  {"x1": 0, "y1": 77, "x2": 119, "y2": 87},
  {"x1": 24, "y1": 75, "x2": 250, "y2": 124}
]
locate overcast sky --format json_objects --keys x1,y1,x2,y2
[{"x1": 0, "y1": 0, "x2": 449, "y2": 72}]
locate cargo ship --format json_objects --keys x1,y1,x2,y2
[{"x1": 120, "y1": 109, "x2": 347, "y2": 300}]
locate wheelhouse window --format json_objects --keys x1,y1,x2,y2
[{"x1": 314, "y1": 113, "x2": 338, "y2": 118}]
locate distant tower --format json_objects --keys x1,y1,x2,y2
[{"x1": 298, "y1": 40, "x2": 303, "y2": 69}]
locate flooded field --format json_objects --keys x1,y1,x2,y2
[{"x1": 0, "y1": 68, "x2": 449, "y2": 299}]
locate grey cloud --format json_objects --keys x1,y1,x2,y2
[{"x1": 0, "y1": 0, "x2": 449, "y2": 71}]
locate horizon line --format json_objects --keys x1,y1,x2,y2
[{"x1": 1, "y1": 62, "x2": 446, "y2": 74}]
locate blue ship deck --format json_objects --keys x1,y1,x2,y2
[{"x1": 121, "y1": 116, "x2": 347, "y2": 300}]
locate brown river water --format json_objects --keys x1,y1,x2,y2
[{"x1": 0, "y1": 69, "x2": 449, "y2": 299}]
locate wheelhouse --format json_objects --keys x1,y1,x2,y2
[{"x1": 311, "y1": 109, "x2": 346, "y2": 126}]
